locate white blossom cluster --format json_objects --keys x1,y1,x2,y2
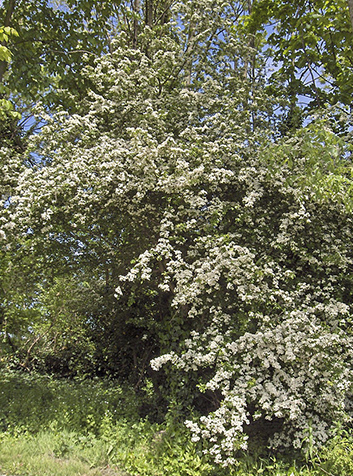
[{"x1": 181, "y1": 312, "x2": 352, "y2": 462}]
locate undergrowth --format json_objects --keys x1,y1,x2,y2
[{"x1": 0, "y1": 370, "x2": 352, "y2": 476}]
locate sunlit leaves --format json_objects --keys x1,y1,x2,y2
[
  {"x1": 263, "y1": 112, "x2": 353, "y2": 209},
  {"x1": 245, "y1": 0, "x2": 353, "y2": 106}
]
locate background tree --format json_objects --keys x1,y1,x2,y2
[{"x1": 243, "y1": 0, "x2": 353, "y2": 135}]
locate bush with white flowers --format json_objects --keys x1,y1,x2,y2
[{"x1": 2, "y1": 0, "x2": 353, "y2": 466}]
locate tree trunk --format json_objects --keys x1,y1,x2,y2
[
  {"x1": 132, "y1": 0, "x2": 140, "y2": 47},
  {"x1": 243, "y1": 0, "x2": 254, "y2": 79},
  {"x1": 145, "y1": 0, "x2": 153, "y2": 27}
]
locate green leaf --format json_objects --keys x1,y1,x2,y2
[{"x1": 0, "y1": 45, "x2": 11, "y2": 62}]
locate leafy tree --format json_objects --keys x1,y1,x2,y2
[
  {"x1": 0, "y1": 0, "x2": 272, "y2": 364},
  {"x1": 1, "y1": 0, "x2": 353, "y2": 465},
  {"x1": 244, "y1": 0, "x2": 353, "y2": 119}
]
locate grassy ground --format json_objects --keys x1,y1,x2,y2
[
  {"x1": 0, "y1": 370, "x2": 352, "y2": 476},
  {"x1": 0, "y1": 428, "x2": 313, "y2": 476},
  {"x1": 0, "y1": 430, "x2": 128, "y2": 476}
]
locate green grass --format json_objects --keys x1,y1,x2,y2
[
  {"x1": 0, "y1": 370, "x2": 352, "y2": 476},
  {"x1": 0, "y1": 425, "x2": 312, "y2": 476},
  {"x1": 0, "y1": 430, "x2": 127, "y2": 476}
]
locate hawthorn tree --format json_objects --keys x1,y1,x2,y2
[
  {"x1": 1, "y1": 0, "x2": 353, "y2": 464},
  {"x1": 0, "y1": 0, "x2": 173, "y2": 373},
  {"x1": 1, "y1": 0, "x2": 264, "y2": 370}
]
